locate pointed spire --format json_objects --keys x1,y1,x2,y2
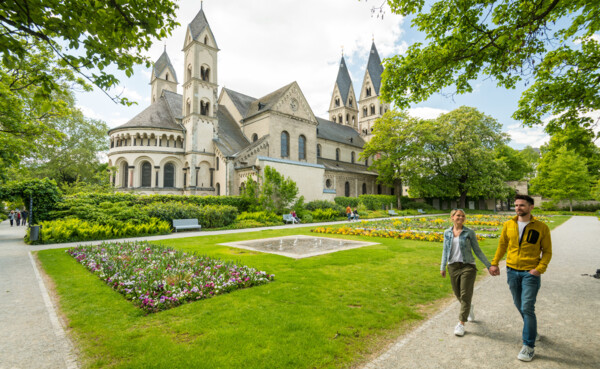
[
  {"x1": 335, "y1": 55, "x2": 353, "y2": 106},
  {"x1": 152, "y1": 49, "x2": 178, "y2": 83},
  {"x1": 366, "y1": 41, "x2": 383, "y2": 95}
]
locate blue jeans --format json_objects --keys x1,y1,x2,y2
[{"x1": 507, "y1": 267, "x2": 541, "y2": 348}]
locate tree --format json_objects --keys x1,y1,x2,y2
[
  {"x1": 0, "y1": 39, "x2": 75, "y2": 179},
  {"x1": 531, "y1": 146, "x2": 591, "y2": 211},
  {"x1": 0, "y1": 0, "x2": 179, "y2": 104},
  {"x1": 22, "y1": 95, "x2": 110, "y2": 185},
  {"x1": 363, "y1": 106, "x2": 510, "y2": 208},
  {"x1": 360, "y1": 110, "x2": 422, "y2": 209},
  {"x1": 258, "y1": 166, "x2": 299, "y2": 214},
  {"x1": 0, "y1": 178, "x2": 62, "y2": 224},
  {"x1": 539, "y1": 123, "x2": 600, "y2": 179},
  {"x1": 381, "y1": 1, "x2": 600, "y2": 138},
  {"x1": 494, "y1": 145, "x2": 533, "y2": 181}
]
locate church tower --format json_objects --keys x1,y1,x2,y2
[
  {"x1": 150, "y1": 48, "x2": 178, "y2": 104},
  {"x1": 328, "y1": 55, "x2": 359, "y2": 130},
  {"x1": 358, "y1": 41, "x2": 389, "y2": 140},
  {"x1": 182, "y1": 5, "x2": 219, "y2": 189}
]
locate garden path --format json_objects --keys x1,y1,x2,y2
[
  {"x1": 363, "y1": 216, "x2": 600, "y2": 369},
  {"x1": 0, "y1": 221, "x2": 78, "y2": 369}
]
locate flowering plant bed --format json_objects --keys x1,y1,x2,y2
[{"x1": 66, "y1": 241, "x2": 275, "y2": 313}]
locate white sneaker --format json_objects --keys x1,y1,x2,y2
[
  {"x1": 468, "y1": 305, "x2": 475, "y2": 322},
  {"x1": 517, "y1": 345, "x2": 535, "y2": 362},
  {"x1": 454, "y1": 322, "x2": 465, "y2": 336}
]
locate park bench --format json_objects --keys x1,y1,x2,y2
[
  {"x1": 283, "y1": 214, "x2": 298, "y2": 224},
  {"x1": 417, "y1": 209, "x2": 426, "y2": 214},
  {"x1": 172, "y1": 219, "x2": 202, "y2": 232},
  {"x1": 388, "y1": 210, "x2": 398, "y2": 216}
]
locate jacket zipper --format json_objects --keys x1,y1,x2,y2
[{"x1": 518, "y1": 223, "x2": 528, "y2": 270}]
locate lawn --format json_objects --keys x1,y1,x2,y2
[{"x1": 36, "y1": 215, "x2": 570, "y2": 368}]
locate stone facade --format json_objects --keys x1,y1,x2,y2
[{"x1": 107, "y1": 6, "x2": 396, "y2": 200}]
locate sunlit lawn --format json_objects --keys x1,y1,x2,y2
[{"x1": 37, "y1": 215, "x2": 570, "y2": 368}]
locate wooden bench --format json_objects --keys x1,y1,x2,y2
[
  {"x1": 388, "y1": 210, "x2": 398, "y2": 216},
  {"x1": 283, "y1": 214, "x2": 298, "y2": 224},
  {"x1": 417, "y1": 209, "x2": 426, "y2": 214},
  {"x1": 172, "y1": 219, "x2": 202, "y2": 232}
]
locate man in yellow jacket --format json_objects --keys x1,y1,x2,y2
[{"x1": 489, "y1": 194, "x2": 552, "y2": 362}]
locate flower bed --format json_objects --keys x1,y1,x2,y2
[
  {"x1": 311, "y1": 226, "x2": 448, "y2": 242},
  {"x1": 67, "y1": 241, "x2": 275, "y2": 313}
]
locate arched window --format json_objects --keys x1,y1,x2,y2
[
  {"x1": 325, "y1": 179, "x2": 332, "y2": 188},
  {"x1": 201, "y1": 66, "x2": 210, "y2": 82},
  {"x1": 280, "y1": 131, "x2": 289, "y2": 157},
  {"x1": 165, "y1": 73, "x2": 169, "y2": 81},
  {"x1": 346, "y1": 114, "x2": 349, "y2": 124},
  {"x1": 216, "y1": 157, "x2": 219, "y2": 171},
  {"x1": 336, "y1": 148, "x2": 340, "y2": 161},
  {"x1": 252, "y1": 133, "x2": 258, "y2": 142},
  {"x1": 317, "y1": 144, "x2": 321, "y2": 158},
  {"x1": 366, "y1": 87, "x2": 372, "y2": 97},
  {"x1": 141, "y1": 162, "x2": 152, "y2": 187},
  {"x1": 370, "y1": 105, "x2": 375, "y2": 115},
  {"x1": 352, "y1": 116, "x2": 355, "y2": 125},
  {"x1": 380, "y1": 106, "x2": 383, "y2": 115},
  {"x1": 200, "y1": 101, "x2": 209, "y2": 116},
  {"x1": 335, "y1": 98, "x2": 340, "y2": 107},
  {"x1": 362, "y1": 183, "x2": 367, "y2": 194},
  {"x1": 363, "y1": 107, "x2": 367, "y2": 117},
  {"x1": 216, "y1": 183, "x2": 221, "y2": 196},
  {"x1": 351, "y1": 152, "x2": 355, "y2": 164},
  {"x1": 338, "y1": 114, "x2": 342, "y2": 123},
  {"x1": 298, "y1": 135, "x2": 306, "y2": 160},
  {"x1": 121, "y1": 161, "x2": 128, "y2": 188},
  {"x1": 164, "y1": 163, "x2": 175, "y2": 187},
  {"x1": 332, "y1": 116, "x2": 336, "y2": 123},
  {"x1": 345, "y1": 181, "x2": 350, "y2": 197},
  {"x1": 349, "y1": 97, "x2": 353, "y2": 107},
  {"x1": 204, "y1": 36, "x2": 208, "y2": 44}
]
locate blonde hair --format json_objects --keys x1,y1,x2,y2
[{"x1": 450, "y1": 208, "x2": 465, "y2": 218}]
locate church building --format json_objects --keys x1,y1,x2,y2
[{"x1": 107, "y1": 6, "x2": 397, "y2": 201}]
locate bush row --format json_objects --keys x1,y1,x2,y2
[{"x1": 30, "y1": 218, "x2": 171, "y2": 244}]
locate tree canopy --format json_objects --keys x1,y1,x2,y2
[
  {"x1": 362, "y1": 106, "x2": 510, "y2": 208},
  {"x1": 381, "y1": 0, "x2": 600, "y2": 137},
  {"x1": 530, "y1": 146, "x2": 591, "y2": 211},
  {"x1": 0, "y1": 0, "x2": 179, "y2": 104}
]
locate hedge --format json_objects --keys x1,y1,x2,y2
[{"x1": 358, "y1": 195, "x2": 397, "y2": 210}]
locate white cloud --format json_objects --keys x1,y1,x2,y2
[
  {"x1": 407, "y1": 107, "x2": 449, "y2": 120},
  {"x1": 506, "y1": 123, "x2": 549, "y2": 148},
  {"x1": 574, "y1": 33, "x2": 600, "y2": 44}
]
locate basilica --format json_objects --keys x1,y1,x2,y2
[{"x1": 107, "y1": 6, "x2": 397, "y2": 201}]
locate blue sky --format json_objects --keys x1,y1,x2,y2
[{"x1": 75, "y1": 0, "x2": 557, "y2": 149}]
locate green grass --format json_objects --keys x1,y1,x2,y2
[{"x1": 37, "y1": 215, "x2": 571, "y2": 368}]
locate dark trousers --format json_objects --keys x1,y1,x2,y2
[{"x1": 448, "y1": 262, "x2": 477, "y2": 322}]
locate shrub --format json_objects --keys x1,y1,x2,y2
[
  {"x1": 143, "y1": 202, "x2": 237, "y2": 228},
  {"x1": 300, "y1": 213, "x2": 313, "y2": 223},
  {"x1": 0, "y1": 178, "x2": 62, "y2": 223},
  {"x1": 358, "y1": 194, "x2": 397, "y2": 211},
  {"x1": 305, "y1": 200, "x2": 345, "y2": 214},
  {"x1": 236, "y1": 211, "x2": 281, "y2": 225},
  {"x1": 311, "y1": 208, "x2": 340, "y2": 221},
  {"x1": 402, "y1": 202, "x2": 435, "y2": 210},
  {"x1": 29, "y1": 217, "x2": 171, "y2": 244},
  {"x1": 334, "y1": 197, "x2": 359, "y2": 208}
]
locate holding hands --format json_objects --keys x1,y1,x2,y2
[{"x1": 488, "y1": 265, "x2": 500, "y2": 276}]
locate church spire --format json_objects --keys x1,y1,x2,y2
[{"x1": 328, "y1": 55, "x2": 358, "y2": 129}]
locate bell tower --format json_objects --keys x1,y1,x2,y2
[
  {"x1": 150, "y1": 47, "x2": 178, "y2": 104},
  {"x1": 182, "y1": 4, "x2": 219, "y2": 189},
  {"x1": 358, "y1": 41, "x2": 389, "y2": 141},
  {"x1": 328, "y1": 54, "x2": 359, "y2": 130}
]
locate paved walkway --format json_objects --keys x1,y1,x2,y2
[
  {"x1": 364, "y1": 216, "x2": 600, "y2": 369},
  {"x1": 1, "y1": 216, "x2": 598, "y2": 368}
]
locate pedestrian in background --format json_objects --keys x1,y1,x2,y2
[{"x1": 8, "y1": 210, "x2": 15, "y2": 227}]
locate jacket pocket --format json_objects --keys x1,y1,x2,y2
[{"x1": 526, "y1": 229, "x2": 540, "y2": 244}]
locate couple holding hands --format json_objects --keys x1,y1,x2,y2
[{"x1": 440, "y1": 194, "x2": 552, "y2": 362}]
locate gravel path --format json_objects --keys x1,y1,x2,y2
[
  {"x1": 1, "y1": 215, "x2": 598, "y2": 368},
  {"x1": 363, "y1": 216, "x2": 600, "y2": 369}
]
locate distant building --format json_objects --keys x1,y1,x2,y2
[{"x1": 107, "y1": 6, "x2": 397, "y2": 201}]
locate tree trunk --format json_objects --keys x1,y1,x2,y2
[
  {"x1": 459, "y1": 191, "x2": 467, "y2": 209},
  {"x1": 569, "y1": 199, "x2": 573, "y2": 212}
]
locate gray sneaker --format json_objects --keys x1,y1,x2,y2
[{"x1": 517, "y1": 345, "x2": 535, "y2": 362}]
